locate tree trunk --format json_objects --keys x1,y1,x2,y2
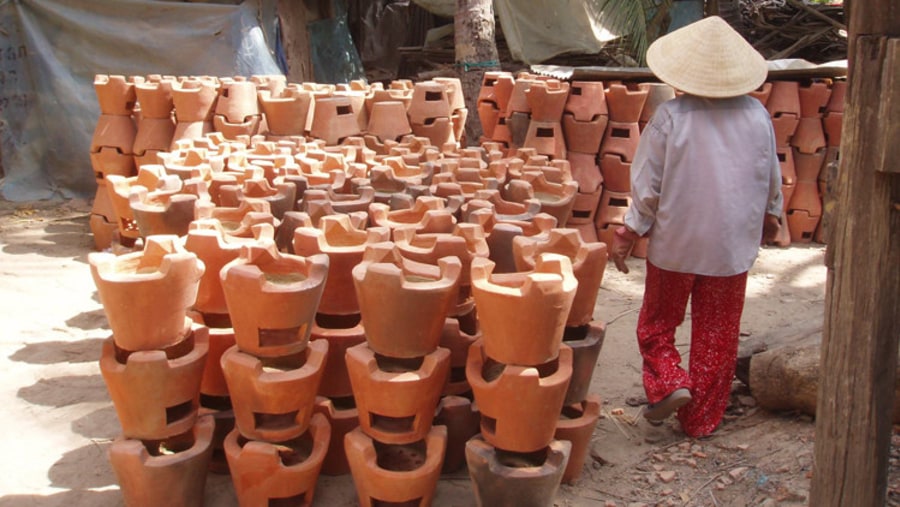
[
  {"x1": 454, "y1": 0, "x2": 500, "y2": 146},
  {"x1": 276, "y1": 1, "x2": 315, "y2": 83},
  {"x1": 810, "y1": 1, "x2": 900, "y2": 505}
]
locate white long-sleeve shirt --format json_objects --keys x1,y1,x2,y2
[{"x1": 623, "y1": 94, "x2": 783, "y2": 276}]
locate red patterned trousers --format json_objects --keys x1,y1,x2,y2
[{"x1": 637, "y1": 261, "x2": 748, "y2": 437}]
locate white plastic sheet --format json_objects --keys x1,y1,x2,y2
[
  {"x1": 0, "y1": 0, "x2": 281, "y2": 201},
  {"x1": 493, "y1": 0, "x2": 620, "y2": 65}
]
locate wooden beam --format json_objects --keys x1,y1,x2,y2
[{"x1": 810, "y1": 29, "x2": 900, "y2": 507}]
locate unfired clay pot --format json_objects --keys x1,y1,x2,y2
[
  {"x1": 220, "y1": 242, "x2": 329, "y2": 358},
  {"x1": 100, "y1": 325, "x2": 209, "y2": 440},
  {"x1": 465, "y1": 435, "x2": 571, "y2": 507},
  {"x1": 467, "y1": 339, "x2": 573, "y2": 453},
  {"x1": 221, "y1": 340, "x2": 328, "y2": 442},
  {"x1": 224, "y1": 412, "x2": 330, "y2": 507},
  {"x1": 470, "y1": 254, "x2": 577, "y2": 366},
  {"x1": 345, "y1": 342, "x2": 451, "y2": 445},
  {"x1": 109, "y1": 415, "x2": 214, "y2": 507},
  {"x1": 90, "y1": 235, "x2": 204, "y2": 352},
  {"x1": 344, "y1": 425, "x2": 447, "y2": 507}
]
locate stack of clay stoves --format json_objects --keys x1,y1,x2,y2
[
  {"x1": 343, "y1": 242, "x2": 460, "y2": 506},
  {"x1": 292, "y1": 214, "x2": 390, "y2": 476},
  {"x1": 91, "y1": 236, "x2": 212, "y2": 507},
  {"x1": 90, "y1": 75, "x2": 138, "y2": 250},
  {"x1": 563, "y1": 81, "x2": 608, "y2": 242},
  {"x1": 408, "y1": 80, "x2": 459, "y2": 148},
  {"x1": 133, "y1": 76, "x2": 176, "y2": 168},
  {"x1": 595, "y1": 83, "x2": 650, "y2": 256},
  {"x1": 219, "y1": 240, "x2": 332, "y2": 505},
  {"x1": 785, "y1": 80, "x2": 831, "y2": 243},
  {"x1": 465, "y1": 253, "x2": 578, "y2": 505},
  {"x1": 512, "y1": 228, "x2": 607, "y2": 485},
  {"x1": 477, "y1": 71, "x2": 515, "y2": 147}
]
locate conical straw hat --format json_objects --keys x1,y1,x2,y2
[{"x1": 646, "y1": 16, "x2": 768, "y2": 98}]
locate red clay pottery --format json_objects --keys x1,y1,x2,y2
[
  {"x1": 526, "y1": 80, "x2": 570, "y2": 122},
  {"x1": 599, "y1": 121, "x2": 640, "y2": 162},
  {"x1": 523, "y1": 121, "x2": 566, "y2": 160},
  {"x1": 90, "y1": 235, "x2": 204, "y2": 351},
  {"x1": 407, "y1": 81, "x2": 452, "y2": 126},
  {"x1": 353, "y1": 244, "x2": 461, "y2": 358},
  {"x1": 293, "y1": 215, "x2": 391, "y2": 316},
  {"x1": 749, "y1": 82, "x2": 773, "y2": 106},
  {"x1": 465, "y1": 434, "x2": 571, "y2": 507},
  {"x1": 598, "y1": 152, "x2": 630, "y2": 193},
  {"x1": 90, "y1": 181, "x2": 118, "y2": 250},
  {"x1": 560, "y1": 321, "x2": 606, "y2": 405},
  {"x1": 562, "y1": 112, "x2": 607, "y2": 154},
  {"x1": 637, "y1": 82, "x2": 676, "y2": 128},
  {"x1": 367, "y1": 100, "x2": 413, "y2": 142},
  {"x1": 100, "y1": 325, "x2": 209, "y2": 440},
  {"x1": 199, "y1": 405, "x2": 235, "y2": 474},
  {"x1": 314, "y1": 396, "x2": 360, "y2": 475},
  {"x1": 470, "y1": 254, "x2": 576, "y2": 366},
  {"x1": 506, "y1": 76, "x2": 535, "y2": 116},
  {"x1": 95, "y1": 74, "x2": 137, "y2": 116},
  {"x1": 220, "y1": 242, "x2": 329, "y2": 358},
  {"x1": 512, "y1": 229, "x2": 607, "y2": 327},
  {"x1": 345, "y1": 342, "x2": 451, "y2": 444},
  {"x1": 392, "y1": 222, "x2": 490, "y2": 296},
  {"x1": 434, "y1": 395, "x2": 480, "y2": 473},
  {"x1": 439, "y1": 317, "x2": 480, "y2": 396},
  {"x1": 91, "y1": 114, "x2": 137, "y2": 180},
  {"x1": 518, "y1": 171, "x2": 578, "y2": 227},
  {"x1": 344, "y1": 425, "x2": 447, "y2": 507},
  {"x1": 300, "y1": 185, "x2": 376, "y2": 214},
  {"x1": 564, "y1": 81, "x2": 607, "y2": 122},
  {"x1": 224, "y1": 412, "x2": 330, "y2": 506},
  {"x1": 369, "y1": 196, "x2": 456, "y2": 234},
  {"x1": 823, "y1": 112, "x2": 843, "y2": 147},
  {"x1": 311, "y1": 95, "x2": 362, "y2": 145},
  {"x1": 172, "y1": 77, "x2": 219, "y2": 122},
  {"x1": 605, "y1": 83, "x2": 648, "y2": 123},
  {"x1": 109, "y1": 414, "x2": 214, "y2": 507},
  {"x1": 478, "y1": 71, "x2": 515, "y2": 116},
  {"x1": 791, "y1": 117, "x2": 826, "y2": 154},
  {"x1": 311, "y1": 315, "x2": 366, "y2": 399},
  {"x1": 798, "y1": 80, "x2": 832, "y2": 118},
  {"x1": 566, "y1": 151, "x2": 603, "y2": 225},
  {"x1": 258, "y1": 85, "x2": 313, "y2": 136},
  {"x1": 200, "y1": 325, "x2": 236, "y2": 398},
  {"x1": 218, "y1": 177, "x2": 296, "y2": 219},
  {"x1": 594, "y1": 188, "x2": 631, "y2": 239},
  {"x1": 554, "y1": 393, "x2": 601, "y2": 484},
  {"x1": 467, "y1": 340, "x2": 573, "y2": 452},
  {"x1": 221, "y1": 340, "x2": 328, "y2": 442},
  {"x1": 183, "y1": 219, "x2": 245, "y2": 317},
  {"x1": 411, "y1": 116, "x2": 457, "y2": 147},
  {"x1": 128, "y1": 186, "x2": 198, "y2": 238}
]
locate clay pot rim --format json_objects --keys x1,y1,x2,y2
[
  {"x1": 221, "y1": 340, "x2": 327, "y2": 380},
  {"x1": 467, "y1": 434, "x2": 571, "y2": 474},
  {"x1": 111, "y1": 414, "x2": 215, "y2": 466},
  {"x1": 348, "y1": 342, "x2": 451, "y2": 380},
  {"x1": 224, "y1": 413, "x2": 330, "y2": 471},
  {"x1": 345, "y1": 425, "x2": 447, "y2": 477},
  {"x1": 555, "y1": 393, "x2": 602, "y2": 431},
  {"x1": 467, "y1": 340, "x2": 574, "y2": 386}
]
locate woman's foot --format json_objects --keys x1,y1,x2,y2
[{"x1": 643, "y1": 388, "x2": 692, "y2": 425}]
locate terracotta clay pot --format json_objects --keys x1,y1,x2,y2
[
  {"x1": 512, "y1": 229, "x2": 607, "y2": 328},
  {"x1": 594, "y1": 189, "x2": 631, "y2": 233},
  {"x1": 478, "y1": 71, "x2": 515, "y2": 115},
  {"x1": 826, "y1": 80, "x2": 846, "y2": 113},
  {"x1": 564, "y1": 81, "x2": 607, "y2": 122},
  {"x1": 749, "y1": 82, "x2": 773, "y2": 106},
  {"x1": 109, "y1": 415, "x2": 214, "y2": 507},
  {"x1": 100, "y1": 325, "x2": 209, "y2": 440},
  {"x1": 791, "y1": 117, "x2": 826, "y2": 154},
  {"x1": 90, "y1": 181, "x2": 118, "y2": 251},
  {"x1": 598, "y1": 152, "x2": 630, "y2": 193},
  {"x1": 310, "y1": 96, "x2": 362, "y2": 145},
  {"x1": 478, "y1": 100, "x2": 501, "y2": 140},
  {"x1": 465, "y1": 434, "x2": 571, "y2": 507},
  {"x1": 523, "y1": 121, "x2": 566, "y2": 160},
  {"x1": 526, "y1": 80, "x2": 570, "y2": 122},
  {"x1": 292, "y1": 215, "x2": 391, "y2": 316},
  {"x1": 95, "y1": 74, "x2": 138, "y2": 116},
  {"x1": 133, "y1": 117, "x2": 175, "y2": 167},
  {"x1": 638, "y1": 82, "x2": 676, "y2": 127},
  {"x1": 299, "y1": 186, "x2": 376, "y2": 214},
  {"x1": 344, "y1": 425, "x2": 447, "y2": 507},
  {"x1": 599, "y1": 121, "x2": 640, "y2": 162},
  {"x1": 518, "y1": 171, "x2": 578, "y2": 227},
  {"x1": 466, "y1": 340, "x2": 573, "y2": 453},
  {"x1": 560, "y1": 322, "x2": 606, "y2": 405},
  {"x1": 434, "y1": 395, "x2": 480, "y2": 474},
  {"x1": 411, "y1": 116, "x2": 457, "y2": 147},
  {"x1": 218, "y1": 177, "x2": 296, "y2": 220},
  {"x1": 605, "y1": 83, "x2": 648, "y2": 123},
  {"x1": 467, "y1": 188, "x2": 541, "y2": 223},
  {"x1": 507, "y1": 111, "x2": 531, "y2": 150},
  {"x1": 200, "y1": 326, "x2": 236, "y2": 398},
  {"x1": 221, "y1": 340, "x2": 327, "y2": 442},
  {"x1": 311, "y1": 314, "x2": 367, "y2": 399},
  {"x1": 440, "y1": 317, "x2": 481, "y2": 396},
  {"x1": 128, "y1": 187, "x2": 198, "y2": 238},
  {"x1": 135, "y1": 78, "x2": 175, "y2": 119},
  {"x1": 407, "y1": 81, "x2": 452, "y2": 126},
  {"x1": 224, "y1": 413, "x2": 330, "y2": 507},
  {"x1": 91, "y1": 114, "x2": 137, "y2": 171},
  {"x1": 554, "y1": 393, "x2": 601, "y2": 484},
  {"x1": 566, "y1": 151, "x2": 603, "y2": 225},
  {"x1": 470, "y1": 254, "x2": 577, "y2": 366},
  {"x1": 259, "y1": 85, "x2": 313, "y2": 136},
  {"x1": 199, "y1": 404, "x2": 235, "y2": 474},
  {"x1": 367, "y1": 100, "x2": 413, "y2": 142},
  {"x1": 314, "y1": 396, "x2": 360, "y2": 475},
  {"x1": 220, "y1": 242, "x2": 329, "y2": 358},
  {"x1": 368, "y1": 196, "x2": 456, "y2": 234},
  {"x1": 90, "y1": 235, "x2": 204, "y2": 351},
  {"x1": 562, "y1": 113, "x2": 607, "y2": 154},
  {"x1": 506, "y1": 77, "x2": 535, "y2": 116},
  {"x1": 392, "y1": 223, "x2": 490, "y2": 296},
  {"x1": 184, "y1": 219, "x2": 244, "y2": 317},
  {"x1": 346, "y1": 342, "x2": 450, "y2": 444},
  {"x1": 172, "y1": 78, "x2": 219, "y2": 122},
  {"x1": 823, "y1": 112, "x2": 843, "y2": 147},
  {"x1": 798, "y1": 81, "x2": 832, "y2": 118},
  {"x1": 767, "y1": 80, "x2": 802, "y2": 117}
]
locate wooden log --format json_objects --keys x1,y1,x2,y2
[{"x1": 454, "y1": 0, "x2": 501, "y2": 145}]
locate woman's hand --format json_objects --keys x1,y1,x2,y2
[{"x1": 609, "y1": 226, "x2": 640, "y2": 273}]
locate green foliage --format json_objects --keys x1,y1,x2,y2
[{"x1": 589, "y1": 0, "x2": 673, "y2": 65}]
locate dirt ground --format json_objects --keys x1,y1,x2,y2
[{"x1": 0, "y1": 198, "x2": 895, "y2": 507}]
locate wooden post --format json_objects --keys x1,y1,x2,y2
[
  {"x1": 810, "y1": 1, "x2": 900, "y2": 506},
  {"x1": 276, "y1": 0, "x2": 315, "y2": 83},
  {"x1": 454, "y1": 0, "x2": 500, "y2": 146}
]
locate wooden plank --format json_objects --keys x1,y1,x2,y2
[
  {"x1": 810, "y1": 33, "x2": 900, "y2": 507},
  {"x1": 876, "y1": 38, "x2": 900, "y2": 173}
]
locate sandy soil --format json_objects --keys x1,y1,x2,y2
[{"x1": 0, "y1": 198, "x2": 894, "y2": 507}]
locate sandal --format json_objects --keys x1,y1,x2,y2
[{"x1": 643, "y1": 388, "x2": 692, "y2": 424}]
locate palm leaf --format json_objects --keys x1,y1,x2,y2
[{"x1": 588, "y1": 0, "x2": 673, "y2": 65}]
